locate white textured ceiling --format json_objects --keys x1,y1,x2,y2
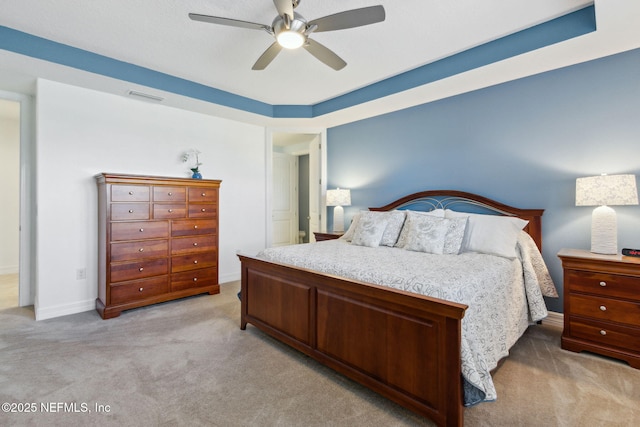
[{"x1": 0, "y1": 0, "x2": 592, "y2": 106}]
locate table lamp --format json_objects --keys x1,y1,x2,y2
[
  {"x1": 326, "y1": 188, "x2": 351, "y2": 232},
  {"x1": 576, "y1": 174, "x2": 638, "y2": 254}
]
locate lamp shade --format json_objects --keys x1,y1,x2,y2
[
  {"x1": 576, "y1": 174, "x2": 638, "y2": 206},
  {"x1": 326, "y1": 188, "x2": 351, "y2": 207}
]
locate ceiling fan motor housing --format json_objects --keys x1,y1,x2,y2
[{"x1": 272, "y1": 13, "x2": 308, "y2": 49}]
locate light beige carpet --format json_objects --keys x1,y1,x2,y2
[{"x1": 1, "y1": 281, "x2": 638, "y2": 426}]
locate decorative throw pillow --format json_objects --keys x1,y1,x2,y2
[
  {"x1": 351, "y1": 212, "x2": 389, "y2": 247},
  {"x1": 402, "y1": 213, "x2": 449, "y2": 254},
  {"x1": 395, "y1": 209, "x2": 445, "y2": 248},
  {"x1": 444, "y1": 210, "x2": 528, "y2": 258},
  {"x1": 375, "y1": 210, "x2": 406, "y2": 246},
  {"x1": 442, "y1": 216, "x2": 468, "y2": 255}
]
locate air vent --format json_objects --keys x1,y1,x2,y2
[{"x1": 127, "y1": 90, "x2": 164, "y2": 102}]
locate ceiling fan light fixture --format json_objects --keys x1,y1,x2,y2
[{"x1": 277, "y1": 30, "x2": 305, "y2": 49}]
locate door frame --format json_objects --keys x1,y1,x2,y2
[
  {"x1": 0, "y1": 90, "x2": 35, "y2": 307},
  {"x1": 265, "y1": 127, "x2": 327, "y2": 248}
]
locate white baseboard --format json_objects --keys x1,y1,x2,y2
[
  {"x1": 35, "y1": 299, "x2": 95, "y2": 321},
  {"x1": 542, "y1": 311, "x2": 564, "y2": 329},
  {"x1": 0, "y1": 265, "x2": 19, "y2": 275}
]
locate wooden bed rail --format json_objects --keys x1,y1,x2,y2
[{"x1": 239, "y1": 254, "x2": 468, "y2": 426}]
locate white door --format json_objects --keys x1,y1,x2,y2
[
  {"x1": 308, "y1": 137, "x2": 321, "y2": 242},
  {"x1": 272, "y1": 152, "x2": 298, "y2": 247}
]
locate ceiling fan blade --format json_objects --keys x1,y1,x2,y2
[
  {"x1": 189, "y1": 13, "x2": 270, "y2": 32},
  {"x1": 252, "y1": 42, "x2": 284, "y2": 70},
  {"x1": 272, "y1": 0, "x2": 294, "y2": 19},
  {"x1": 308, "y1": 5, "x2": 385, "y2": 32},
  {"x1": 303, "y1": 39, "x2": 346, "y2": 70}
]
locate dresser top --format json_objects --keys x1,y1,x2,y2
[
  {"x1": 558, "y1": 248, "x2": 640, "y2": 266},
  {"x1": 95, "y1": 172, "x2": 221, "y2": 186}
]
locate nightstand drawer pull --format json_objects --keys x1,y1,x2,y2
[
  {"x1": 193, "y1": 277, "x2": 198, "y2": 282},
  {"x1": 168, "y1": 192, "x2": 172, "y2": 196},
  {"x1": 139, "y1": 287, "x2": 144, "y2": 292},
  {"x1": 139, "y1": 228, "x2": 144, "y2": 232},
  {"x1": 139, "y1": 267, "x2": 144, "y2": 272},
  {"x1": 599, "y1": 305, "x2": 607, "y2": 311},
  {"x1": 599, "y1": 281, "x2": 607, "y2": 287},
  {"x1": 600, "y1": 330, "x2": 607, "y2": 336},
  {"x1": 168, "y1": 209, "x2": 173, "y2": 213}
]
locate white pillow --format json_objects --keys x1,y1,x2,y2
[
  {"x1": 351, "y1": 212, "x2": 389, "y2": 247},
  {"x1": 444, "y1": 210, "x2": 528, "y2": 258},
  {"x1": 402, "y1": 212, "x2": 468, "y2": 254},
  {"x1": 340, "y1": 212, "x2": 361, "y2": 242},
  {"x1": 395, "y1": 209, "x2": 445, "y2": 248}
]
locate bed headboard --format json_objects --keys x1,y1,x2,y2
[{"x1": 369, "y1": 190, "x2": 544, "y2": 251}]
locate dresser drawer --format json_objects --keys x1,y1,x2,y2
[
  {"x1": 172, "y1": 251, "x2": 217, "y2": 273},
  {"x1": 111, "y1": 221, "x2": 168, "y2": 241},
  {"x1": 188, "y1": 187, "x2": 217, "y2": 203},
  {"x1": 171, "y1": 235, "x2": 216, "y2": 255},
  {"x1": 566, "y1": 270, "x2": 640, "y2": 301},
  {"x1": 111, "y1": 203, "x2": 150, "y2": 221},
  {"x1": 111, "y1": 185, "x2": 150, "y2": 202},
  {"x1": 110, "y1": 258, "x2": 168, "y2": 282},
  {"x1": 171, "y1": 267, "x2": 217, "y2": 291},
  {"x1": 188, "y1": 204, "x2": 217, "y2": 218},
  {"x1": 153, "y1": 186, "x2": 186, "y2": 202},
  {"x1": 569, "y1": 319, "x2": 640, "y2": 353},
  {"x1": 569, "y1": 294, "x2": 640, "y2": 325},
  {"x1": 171, "y1": 219, "x2": 217, "y2": 236},
  {"x1": 110, "y1": 276, "x2": 169, "y2": 305},
  {"x1": 153, "y1": 204, "x2": 186, "y2": 219},
  {"x1": 111, "y1": 239, "x2": 168, "y2": 262}
]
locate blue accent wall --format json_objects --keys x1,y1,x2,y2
[{"x1": 327, "y1": 48, "x2": 640, "y2": 312}]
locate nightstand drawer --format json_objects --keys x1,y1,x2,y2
[
  {"x1": 570, "y1": 319, "x2": 640, "y2": 353},
  {"x1": 566, "y1": 270, "x2": 640, "y2": 301},
  {"x1": 569, "y1": 294, "x2": 640, "y2": 325}
]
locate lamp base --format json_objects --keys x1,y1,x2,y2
[
  {"x1": 591, "y1": 205, "x2": 617, "y2": 255},
  {"x1": 333, "y1": 205, "x2": 345, "y2": 233}
]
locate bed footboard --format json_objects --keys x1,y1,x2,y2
[{"x1": 239, "y1": 254, "x2": 467, "y2": 427}]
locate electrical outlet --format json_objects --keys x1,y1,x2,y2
[{"x1": 76, "y1": 268, "x2": 86, "y2": 280}]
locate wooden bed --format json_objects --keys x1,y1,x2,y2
[{"x1": 238, "y1": 190, "x2": 544, "y2": 427}]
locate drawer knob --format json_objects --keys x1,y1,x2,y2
[
  {"x1": 129, "y1": 191, "x2": 134, "y2": 195},
  {"x1": 194, "y1": 225, "x2": 198, "y2": 229},
  {"x1": 599, "y1": 281, "x2": 607, "y2": 287},
  {"x1": 201, "y1": 208, "x2": 206, "y2": 212},
  {"x1": 168, "y1": 209, "x2": 173, "y2": 213},
  {"x1": 193, "y1": 277, "x2": 198, "y2": 282},
  {"x1": 193, "y1": 242, "x2": 198, "y2": 246},
  {"x1": 139, "y1": 228, "x2": 144, "y2": 232},
  {"x1": 599, "y1": 305, "x2": 607, "y2": 311},
  {"x1": 139, "y1": 267, "x2": 144, "y2": 272},
  {"x1": 139, "y1": 248, "x2": 144, "y2": 252},
  {"x1": 201, "y1": 192, "x2": 206, "y2": 197},
  {"x1": 129, "y1": 209, "x2": 134, "y2": 213},
  {"x1": 600, "y1": 330, "x2": 607, "y2": 336},
  {"x1": 168, "y1": 192, "x2": 172, "y2": 196},
  {"x1": 139, "y1": 287, "x2": 144, "y2": 292},
  {"x1": 194, "y1": 260, "x2": 198, "y2": 264}
]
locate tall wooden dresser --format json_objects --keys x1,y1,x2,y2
[{"x1": 96, "y1": 173, "x2": 221, "y2": 319}]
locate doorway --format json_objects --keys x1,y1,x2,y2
[
  {"x1": 270, "y1": 131, "x2": 325, "y2": 247},
  {"x1": 0, "y1": 98, "x2": 20, "y2": 309}
]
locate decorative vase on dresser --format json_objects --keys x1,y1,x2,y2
[
  {"x1": 96, "y1": 173, "x2": 221, "y2": 319},
  {"x1": 557, "y1": 248, "x2": 640, "y2": 368}
]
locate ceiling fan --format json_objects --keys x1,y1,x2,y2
[{"x1": 189, "y1": 0, "x2": 385, "y2": 71}]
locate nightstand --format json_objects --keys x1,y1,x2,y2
[
  {"x1": 558, "y1": 248, "x2": 640, "y2": 368},
  {"x1": 313, "y1": 232, "x2": 344, "y2": 242}
]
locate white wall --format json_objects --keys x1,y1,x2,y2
[
  {"x1": 0, "y1": 110, "x2": 20, "y2": 274},
  {"x1": 35, "y1": 79, "x2": 267, "y2": 320}
]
